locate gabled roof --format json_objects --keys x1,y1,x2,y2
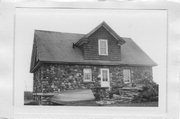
[
  {"x1": 30, "y1": 30, "x2": 157, "y2": 73},
  {"x1": 74, "y1": 21, "x2": 125, "y2": 47}
]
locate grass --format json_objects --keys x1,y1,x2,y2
[
  {"x1": 24, "y1": 91, "x2": 158, "y2": 107},
  {"x1": 24, "y1": 100, "x2": 158, "y2": 107},
  {"x1": 104, "y1": 102, "x2": 158, "y2": 107},
  {"x1": 56, "y1": 100, "x2": 158, "y2": 107}
]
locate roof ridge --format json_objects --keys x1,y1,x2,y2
[{"x1": 34, "y1": 29, "x2": 85, "y2": 36}]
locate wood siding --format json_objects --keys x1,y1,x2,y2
[{"x1": 83, "y1": 27, "x2": 121, "y2": 61}]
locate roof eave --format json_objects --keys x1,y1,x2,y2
[
  {"x1": 152, "y1": 63, "x2": 158, "y2": 67},
  {"x1": 36, "y1": 60, "x2": 157, "y2": 67},
  {"x1": 30, "y1": 61, "x2": 42, "y2": 73},
  {"x1": 74, "y1": 38, "x2": 88, "y2": 47}
]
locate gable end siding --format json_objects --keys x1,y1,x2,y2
[{"x1": 83, "y1": 27, "x2": 121, "y2": 61}]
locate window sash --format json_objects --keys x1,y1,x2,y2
[
  {"x1": 83, "y1": 69, "x2": 92, "y2": 82},
  {"x1": 102, "y1": 70, "x2": 108, "y2": 81},
  {"x1": 100, "y1": 48, "x2": 106, "y2": 55},
  {"x1": 101, "y1": 68, "x2": 109, "y2": 82},
  {"x1": 99, "y1": 39, "x2": 108, "y2": 55},
  {"x1": 123, "y1": 69, "x2": 131, "y2": 83}
]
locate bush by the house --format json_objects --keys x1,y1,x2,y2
[
  {"x1": 109, "y1": 86, "x2": 123, "y2": 99},
  {"x1": 132, "y1": 79, "x2": 158, "y2": 103},
  {"x1": 93, "y1": 88, "x2": 110, "y2": 100}
]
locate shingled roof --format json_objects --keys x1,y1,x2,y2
[
  {"x1": 30, "y1": 29, "x2": 157, "y2": 73},
  {"x1": 74, "y1": 21, "x2": 125, "y2": 47}
]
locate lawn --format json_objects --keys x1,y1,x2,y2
[
  {"x1": 57, "y1": 100, "x2": 158, "y2": 107},
  {"x1": 25, "y1": 99, "x2": 158, "y2": 107},
  {"x1": 24, "y1": 91, "x2": 158, "y2": 107}
]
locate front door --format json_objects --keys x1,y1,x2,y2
[{"x1": 100, "y1": 68, "x2": 110, "y2": 88}]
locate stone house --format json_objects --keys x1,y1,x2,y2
[{"x1": 30, "y1": 21, "x2": 157, "y2": 101}]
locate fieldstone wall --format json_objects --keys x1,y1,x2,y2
[
  {"x1": 131, "y1": 66, "x2": 153, "y2": 84},
  {"x1": 33, "y1": 63, "x2": 153, "y2": 100},
  {"x1": 33, "y1": 68, "x2": 43, "y2": 93}
]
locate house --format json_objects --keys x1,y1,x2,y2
[{"x1": 30, "y1": 21, "x2": 157, "y2": 102}]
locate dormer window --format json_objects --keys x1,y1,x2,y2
[{"x1": 98, "y1": 39, "x2": 108, "y2": 55}]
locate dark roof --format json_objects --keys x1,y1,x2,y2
[
  {"x1": 74, "y1": 21, "x2": 125, "y2": 47},
  {"x1": 30, "y1": 29, "x2": 157, "y2": 73}
]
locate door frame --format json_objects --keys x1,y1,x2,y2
[{"x1": 100, "y1": 68, "x2": 110, "y2": 88}]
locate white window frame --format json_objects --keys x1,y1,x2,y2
[
  {"x1": 83, "y1": 68, "x2": 92, "y2": 82},
  {"x1": 100, "y1": 68, "x2": 110, "y2": 87},
  {"x1": 123, "y1": 69, "x2": 131, "y2": 84},
  {"x1": 98, "y1": 39, "x2": 108, "y2": 56}
]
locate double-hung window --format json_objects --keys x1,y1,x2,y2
[
  {"x1": 83, "y1": 69, "x2": 92, "y2": 82},
  {"x1": 123, "y1": 69, "x2": 131, "y2": 83},
  {"x1": 98, "y1": 39, "x2": 108, "y2": 55}
]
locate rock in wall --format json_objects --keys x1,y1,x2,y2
[{"x1": 33, "y1": 63, "x2": 153, "y2": 100}]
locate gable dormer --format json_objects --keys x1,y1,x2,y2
[{"x1": 74, "y1": 21, "x2": 125, "y2": 61}]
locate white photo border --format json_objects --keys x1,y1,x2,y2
[{"x1": 12, "y1": 1, "x2": 179, "y2": 119}]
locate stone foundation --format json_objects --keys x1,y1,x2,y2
[{"x1": 33, "y1": 63, "x2": 153, "y2": 101}]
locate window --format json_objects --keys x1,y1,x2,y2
[
  {"x1": 98, "y1": 39, "x2": 108, "y2": 55},
  {"x1": 102, "y1": 69, "x2": 109, "y2": 81},
  {"x1": 83, "y1": 69, "x2": 92, "y2": 82},
  {"x1": 123, "y1": 69, "x2": 131, "y2": 83}
]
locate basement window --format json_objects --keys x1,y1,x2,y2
[
  {"x1": 98, "y1": 39, "x2": 108, "y2": 55},
  {"x1": 83, "y1": 69, "x2": 92, "y2": 82},
  {"x1": 123, "y1": 69, "x2": 131, "y2": 83}
]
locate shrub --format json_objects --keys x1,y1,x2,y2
[
  {"x1": 93, "y1": 88, "x2": 110, "y2": 100},
  {"x1": 109, "y1": 87, "x2": 120, "y2": 99},
  {"x1": 132, "y1": 80, "x2": 158, "y2": 103}
]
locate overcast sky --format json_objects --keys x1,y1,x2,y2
[{"x1": 14, "y1": 9, "x2": 167, "y2": 107}]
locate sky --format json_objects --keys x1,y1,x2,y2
[{"x1": 13, "y1": 8, "x2": 168, "y2": 110}]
